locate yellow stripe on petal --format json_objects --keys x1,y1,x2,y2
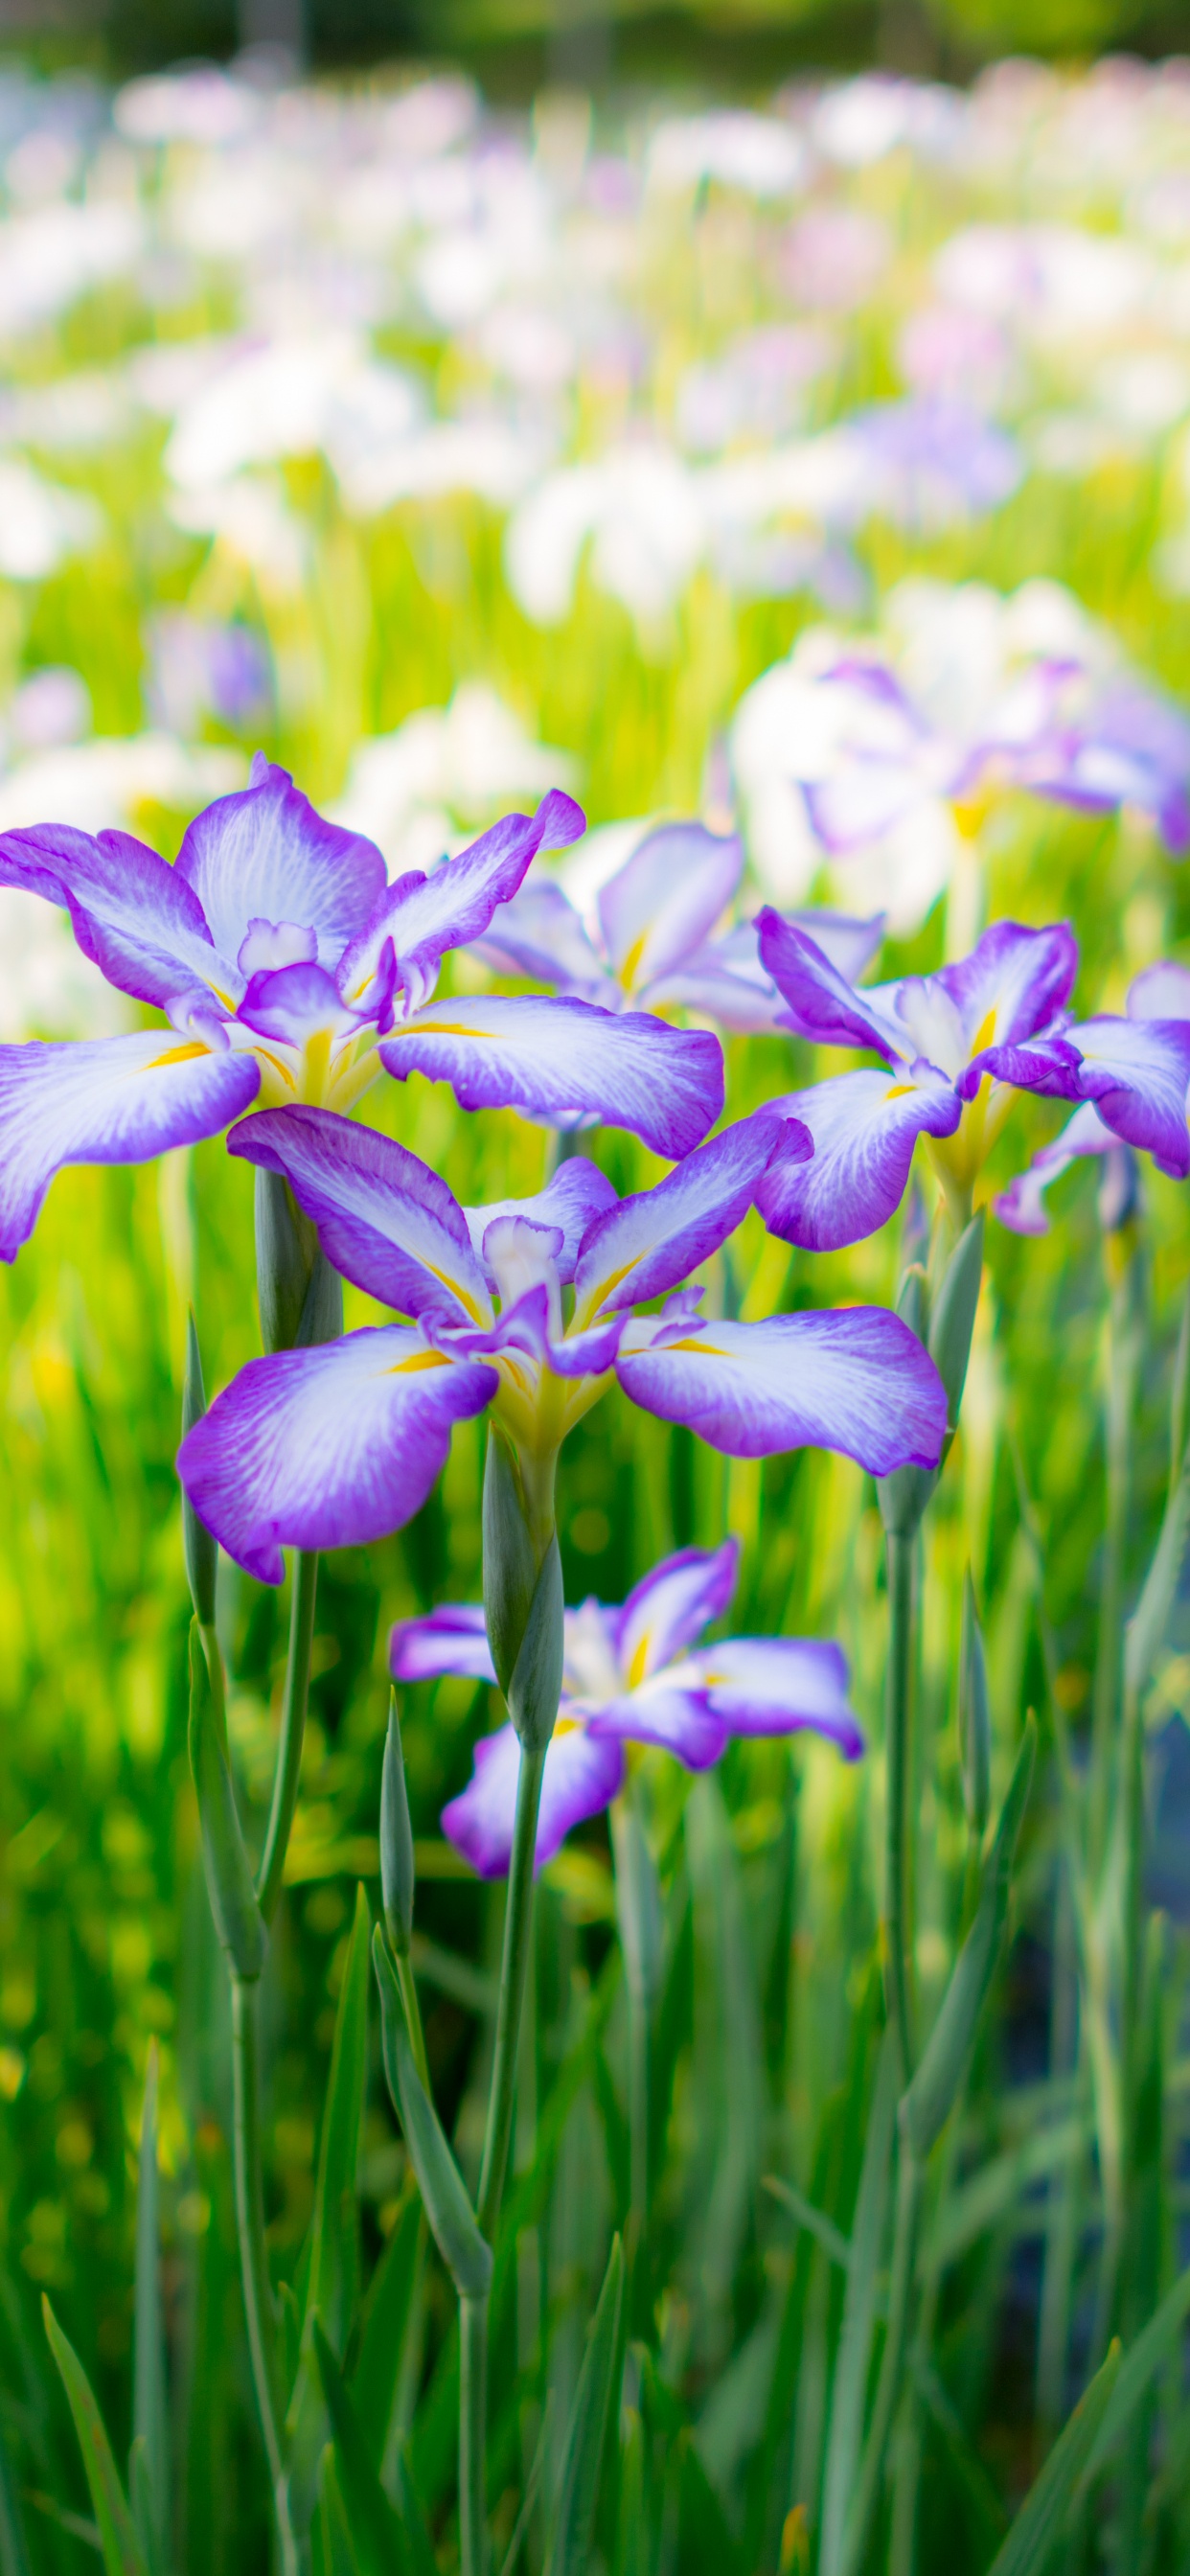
[
  {"x1": 661, "y1": 1337, "x2": 728, "y2": 1356},
  {"x1": 423, "y1": 1263, "x2": 487, "y2": 1325},
  {"x1": 627, "y1": 1636, "x2": 651, "y2": 1688},
  {"x1": 144, "y1": 1041, "x2": 212, "y2": 1070},
  {"x1": 386, "y1": 1350, "x2": 452, "y2": 1376},
  {"x1": 885, "y1": 1082, "x2": 916, "y2": 1100}
]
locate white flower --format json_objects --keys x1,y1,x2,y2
[
  {"x1": 0, "y1": 202, "x2": 143, "y2": 337},
  {"x1": 165, "y1": 474, "x2": 308, "y2": 593},
  {"x1": 647, "y1": 112, "x2": 804, "y2": 198},
  {"x1": 0, "y1": 459, "x2": 100, "y2": 580},
  {"x1": 331, "y1": 682, "x2": 576, "y2": 872}
]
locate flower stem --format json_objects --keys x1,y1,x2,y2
[
  {"x1": 478, "y1": 1742, "x2": 547, "y2": 2243},
  {"x1": 884, "y1": 1530, "x2": 917, "y2": 2086},
  {"x1": 256, "y1": 1551, "x2": 318, "y2": 1926},
  {"x1": 230, "y1": 1977, "x2": 298, "y2": 2576},
  {"x1": 459, "y1": 2293, "x2": 489, "y2": 2576}
]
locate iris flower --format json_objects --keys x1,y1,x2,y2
[
  {"x1": 751, "y1": 914, "x2": 1190, "y2": 1251},
  {"x1": 176, "y1": 1102, "x2": 947, "y2": 1585},
  {"x1": 998, "y1": 960, "x2": 1190, "y2": 1234},
  {"x1": 390, "y1": 1537, "x2": 861, "y2": 1876},
  {"x1": 0, "y1": 756, "x2": 723, "y2": 1258}
]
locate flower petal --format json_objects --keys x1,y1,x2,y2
[
  {"x1": 612, "y1": 1537, "x2": 740, "y2": 1680},
  {"x1": 692, "y1": 1636, "x2": 862, "y2": 1757},
  {"x1": 340, "y1": 790, "x2": 586, "y2": 1016},
  {"x1": 228, "y1": 1106, "x2": 491, "y2": 1325},
  {"x1": 470, "y1": 878, "x2": 606, "y2": 995},
  {"x1": 174, "y1": 754, "x2": 387, "y2": 972},
  {"x1": 463, "y1": 1157, "x2": 618, "y2": 1287},
  {"x1": 177, "y1": 1326, "x2": 497, "y2": 1585},
  {"x1": 0, "y1": 820, "x2": 225, "y2": 1011},
  {"x1": 573, "y1": 1112, "x2": 804, "y2": 1320},
  {"x1": 1129, "y1": 961, "x2": 1190, "y2": 1023},
  {"x1": 379, "y1": 994, "x2": 724, "y2": 1157},
  {"x1": 756, "y1": 910, "x2": 904, "y2": 1056},
  {"x1": 584, "y1": 1680, "x2": 727, "y2": 1769},
  {"x1": 0, "y1": 1030, "x2": 260, "y2": 1260},
  {"x1": 756, "y1": 1068, "x2": 960, "y2": 1252},
  {"x1": 928, "y1": 919, "x2": 1077, "y2": 1055},
  {"x1": 441, "y1": 1719, "x2": 624, "y2": 1877},
  {"x1": 995, "y1": 1101, "x2": 1116, "y2": 1235},
  {"x1": 958, "y1": 1035, "x2": 1084, "y2": 1103},
  {"x1": 616, "y1": 1305, "x2": 947, "y2": 1473},
  {"x1": 1064, "y1": 1013, "x2": 1190, "y2": 1177},
  {"x1": 389, "y1": 1604, "x2": 494, "y2": 1685},
  {"x1": 236, "y1": 960, "x2": 356, "y2": 1048},
  {"x1": 597, "y1": 822, "x2": 742, "y2": 995}
]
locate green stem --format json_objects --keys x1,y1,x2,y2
[
  {"x1": 838, "y1": 2137, "x2": 922, "y2": 2576},
  {"x1": 627, "y1": 1977, "x2": 649, "y2": 2253},
  {"x1": 256, "y1": 1551, "x2": 318, "y2": 1926},
  {"x1": 459, "y1": 2293, "x2": 490, "y2": 2576},
  {"x1": 231, "y1": 1978, "x2": 298, "y2": 2576},
  {"x1": 884, "y1": 1530, "x2": 917, "y2": 2085},
  {"x1": 478, "y1": 1742, "x2": 547, "y2": 2242},
  {"x1": 1088, "y1": 1273, "x2": 1138, "y2": 1878}
]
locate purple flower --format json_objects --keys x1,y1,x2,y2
[
  {"x1": 849, "y1": 397, "x2": 1022, "y2": 533},
  {"x1": 390, "y1": 1537, "x2": 862, "y2": 1876},
  {"x1": 470, "y1": 816, "x2": 884, "y2": 1046},
  {"x1": 997, "y1": 960, "x2": 1190, "y2": 1232},
  {"x1": 0, "y1": 756, "x2": 724, "y2": 1257},
  {"x1": 176, "y1": 1102, "x2": 948, "y2": 1586}
]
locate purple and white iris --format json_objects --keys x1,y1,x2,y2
[
  {"x1": 751, "y1": 913, "x2": 1190, "y2": 1252},
  {"x1": 998, "y1": 960, "x2": 1190, "y2": 1234},
  {"x1": 0, "y1": 755, "x2": 723, "y2": 1258},
  {"x1": 390, "y1": 1537, "x2": 862, "y2": 1875},
  {"x1": 176, "y1": 1101, "x2": 948, "y2": 1586},
  {"x1": 471, "y1": 814, "x2": 884, "y2": 1042}
]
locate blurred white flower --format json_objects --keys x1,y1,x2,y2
[
  {"x1": 0, "y1": 369, "x2": 134, "y2": 450},
  {"x1": 163, "y1": 331, "x2": 422, "y2": 490},
  {"x1": 0, "y1": 733, "x2": 241, "y2": 833},
  {"x1": 115, "y1": 68, "x2": 260, "y2": 147},
  {"x1": 811, "y1": 76, "x2": 964, "y2": 169},
  {"x1": 782, "y1": 207, "x2": 892, "y2": 310},
  {"x1": 647, "y1": 112, "x2": 804, "y2": 199},
  {"x1": 331, "y1": 681, "x2": 576, "y2": 872},
  {"x1": 935, "y1": 222, "x2": 1151, "y2": 342},
  {"x1": 0, "y1": 459, "x2": 100, "y2": 579},
  {"x1": 166, "y1": 474, "x2": 308, "y2": 593},
  {"x1": 0, "y1": 202, "x2": 143, "y2": 337},
  {"x1": 341, "y1": 418, "x2": 549, "y2": 519}
]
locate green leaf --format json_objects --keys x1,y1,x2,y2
[
  {"x1": 926, "y1": 2116, "x2": 1085, "y2": 2274},
  {"x1": 42, "y1": 2300, "x2": 149, "y2": 2576},
  {"x1": 1125, "y1": 1427, "x2": 1190, "y2": 1702},
  {"x1": 350, "y1": 2190, "x2": 423, "y2": 2467},
  {"x1": 313, "y1": 2322, "x2": 411, "y2": 2576},
  {"x1": 380, "y1": 1694, "x2": 416, "y2": 1955},
  {"x1": 958, "y1": 1568, "x2": 992, "y2": 1838},
  {"x1": 130, "y1": 2045, "x2": 168, "y2": 2576},
  {"x1": 187, "y1": 1622, "x2": 265, "y2": 1982},
  {"x1": 611, "y1": 1804, "x2": 664, "y2": 2012},
  {"x1": 903, "y1": 1717, "x2": 1035, "y2": 2165},
  {"x1": 928, "y1": 1210, "x2": 985, "y2": 1456},
  {"x1": 315, "y1": 2447, "x2": 360, "y2": 2576},
  {"x1": 818, "y1": 2032, "x2": 898, "y2": 2576},
  {"x1": 374, "y1": 1930, "x2": 492, "y2": 2301},
  {"x1": 1080, "y1": 2265, "x2": 1190, "y2": 2487},
  {"x1": 762, "y1": 2174, "x2": 852, "y2": 2275},
  {"x1": 546, "y1": 2235, "x2": 624, "y2": 2576},
  {"x1": 986, "y1": 2342, "x2": 1120, "y2": 2576},
  {"x1": 305, "y1": 1884, "x2": 371, "y2": 2359}
]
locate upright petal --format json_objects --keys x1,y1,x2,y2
[
  {"x1": 470, "y1": 879, "x2": 607, "y2": 996},
  {"x1": 1064, "y1": 1014, "x2": 1190, "y2": 1177},
  {"x1": 1129, "y1": 961, "x2": 1190, "y2": 1023},
  {"x1": 597, "y1": 822, "x2": 742, "y2": 996},
  {"x1": 174, "y1": 755, "x2": 387, "y2": 971},
  {"x1": 463, "y1": 1157, "x2": 618, "y2": 1288},
  {"x1": 228, "y1": 1107, "x2": 491, "y2": 1325},
  {"x1": 756, "y1": 911, "x2": 904, "y2": 1057},
  {"x1": 177, "y1": 1326, "x2": 497, "y2": 1585},
  {"x1": 442, "y1": 1719, "x2": 624, "y2": 1877},
  {"x1": 339, "y1": 790, "x2": 586, "y2": 1016},
  {"x1": 0, "y1": 1031, "x2": 260, "y2": 1260},
  {"x1": 929, "y1": 919, "x2": 1078, "y2": 1056},
  {"x1": 572, "y1": 1113, "x2": 807, "y2": 1321},
  {"x1": 616, "y1": 1306, "x2": 947, "y2": 1473},
  {"x1": 236, "y1": 961, "x2": 356, "y2": 1048},
  {"x1": 692, "y1": 1636, "x2": 863, "y2": 1757},
  {"x1": 613, "y1": 1537, "x2": 740, "y2": 1680},
  {"x1": 756, "y1": 1068, "x2": 961, "y2": 1253},
  {"x1": 380, "y1": 995, "x2": 724, "y2": 1158},
  {"x1": 390, "y1": 1604, "x2": 495, "y2": 1685},
  {"x1": 0, "y1": 820, "x2": 226, "y2": 1011}
]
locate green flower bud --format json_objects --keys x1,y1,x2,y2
[
  {"x1": 380, "y1": 1691, "x2": 416, "y2": 1957},
  {"x1": 254, "y1": 1167, "x2": 342, "y2": 1356},
  {"x1": 482, "y1": 1427, "x2": 563, "y2": 1755},
  {"x1": 880, "y1": 1216, "x2": 984, "y2": 1538}
]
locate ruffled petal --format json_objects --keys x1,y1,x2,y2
[
  {"x1": 390, "y1": 1604, "x2": 494, "y2": 1685},
  {"x1": 616, "y1": 1305, "x2": 947, "y2": 1474},
  {"x1": 756, "y1": 1068, "x2": 960, "y2": 1253},
  {"x1": 176, "y1": 1327, "x2": 497, "y2": 1585},
  {"x1": 441, "y1": 1719, "x2": 624, "y2": 1877},
  {"x1": 691, "y1": 1636, "x2": 862, "y2": 1757},
  {"x1": 958, "y1": 1036, "x2": 1084, "y2": 1103},
  {"x1": 236, "y1": 961, "x2": 358, "y2": 1049},
  {"x1": 174, "y1": 754, "x2": 387, "y2": 971},
  {"x1": 597, "y1": 822, "x2": 742, "y2": 995},
  {"x1": 0, "y1": 820, "x2": 227, "y2": 1011},
  {"x1": 1064, "y1": 1013, "x2": 1190, "y2": 1178},
  {"x1": 612, "y1": 1537, "x2": 739, "y2": 1679},
  {"x1": 756, "y1": 910, "x2": 904, "y2": 1057},
  {"x1": 573, "y1": 1112, "x2": 804, "y2": 1321},
  {"x1": 464, "y1": 1157, "x2": 617, "y2": 1288},
  {"x1": 0, "y1": 1031, "x2": 260, "y2": 1260},
  {"x1": 228, "y1": 1106, "x2": 491, "y2": 1325},
  {"x1": 380, "y1": 994, "x2": 724, "y2": 1158},
  {"x1": 928, "y1": 920, "x2": 1078, "y2": 1055},
  {"x1": 470, "y1": 878, "x2": 607, "y2": 996},
  {"x1": 340, "y1": 790, "x2": 585, "y2": 1017}
]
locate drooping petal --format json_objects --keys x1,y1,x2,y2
[
  {"x1": 177, "y1": 1326, "x2": 497, "y2": 1586},
  {"x1": 612, "y1": 1537, "x2": 740, "y2": 1679},
  {"x1": 227, "y1": 1106, "x2": 491, "y2": 1325},
  {"x1": 379, "y1": 994, "x2": 724, "y2": 1157},
  {"x1": 1064, "y1": 1013, "x2": 1190, "y2": 1177},
  {"x1": 390, "y1": 1604, "x2": 495, "y2": 1685},
  {"x1": 692, "y1": 1636, "x2": 863, "y2": 1757},
  {"x1": 927, "y1": 919, "x2": 1078, "y2": 1057},
  {"x1": 470, "y1": 879, "x2": 607, "y2": 996},
  {"x1": 755, "y1": 1068, "x2": 961, "y2": 1253},
  {"x1": 339, "y1": 790, "x2": 586, "y2": 1018},
  {"x1": 616, "y1": 1305, "x2": 947, "y2": 1473},
  {"x1": 583, "y1": 1678, "x2": 727, "y2": 1770},
  {"x1": 995, "y1": 1101, "x2": 1117, "y2": 1235},
  {"x1": 441, "y1": 1718, "x2": 624, "y2": 1877},
  {"x1": 756, "y1": 910, "x2": 904, "y2": 1058},
  {"x1": 0, "y1": 820, "x2": 227, "y2": 1012},
  {"x1": 597, "y1": 822, "x2": 743, "y2": 996},
  {"x1": 572, "y1": 1113, "x2": 807, "y2": 1321},
  {"x1": 463, "y1": 1157, "x2": 618, "y2": 1288},
  {"x1": 0, "y1": 1030, "x2": 260, "y2": 1260},
  {"x1": 174, "y1": 754, "x2": 387, "y2": 972},
  {"x1": 649, "y1": 914, "x2": 881, "y2": 1035}
]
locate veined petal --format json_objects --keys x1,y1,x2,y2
[
  {"x1": 0, "y1": 820, "x2": 227, "y2": 1012},
  {"x1": 573, "y1": 1113, "x2": 805, "y2": 1321},
  {"x1": 228, "y1": 1107, "x2": 491, "y2": 1325},
  {"x1": 616, "y1": 1306, "x2": 947, "y2": 1473},
  {"x1": 379, "y1": 994, "x2": 724, "y2": 1158},
  {"x1": 995, "y1": 1101, "x2": 1116, "y2": 1235},
  {"x1": 339, "y1": 790, "x2": 586, "y2": 1015},
  {"x1": 442, "y1": 1719, "x2": 624, "y2": 1877},
  {"x1": 597, "y1": 822, "x2": 742, "y2": 995},
  {"x1": 174, "y1": 754, "x2": 387, "y2": 971},
  {"x1": 390, "y1": 1604, "x2": 495, "y2": 1686},
  {"x1": 470, "y1": 879, "x2": 607, "y2": 995},
  {"x1": 649, "y1": 917, "x2": 881, "y2": 1036},
  {"x1": 177, "y1": 1326, "x2": 497, "y2": 1586},
  {"x1": 929, "y1": 919, "x2": 1078, "y2": 1056},
  {"x1": 463, "y1": 1157, "x2": 617, "y2": 1288},
  {"x1": 0, "y1": 1031, "x2": 260, "y2": 1260},
  {"x1": 1064, "y1": 1013, "x2": 1190, "y2": 1177},
  {"x1": 958, "y1": 1035, "x2": 1083, "y2": 1102},
  {"x1": 691, "y1": 1636, "x2": 862, "y2": 1758},
  {"x1": 236, "y1": 960, "x2": 357, "y2": 1048},
  {"x1": 584, "y1": 1679, "x2": 727, "y2": 1770},
  {"x1": 756, "y1": 1068, "x2": 960, "y2": 1253},
  {"x1": 613, "y1": 1537, "x2": 739, "y2": 1680},
  {"x1": 756, "y1": 911, "x2": 904, "y2": 1058}
]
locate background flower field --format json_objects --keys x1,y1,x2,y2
[{"x1": 1, "y1": 23, "x2": 1190, "y2": 2576}]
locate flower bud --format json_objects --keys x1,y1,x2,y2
[
  {"x1": 181, "y1": 1312, "x2": 217, "y2": 1627},
  {"x1": 380, "y1": 1691, "x2": 416, "y2": 1957},
  {"x1": 482, "y1": 1428, "x2": 563, "y2": 1755},
  {"x1": 254, "y1": 1167, "x2": 342, "y2": 1356}
]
